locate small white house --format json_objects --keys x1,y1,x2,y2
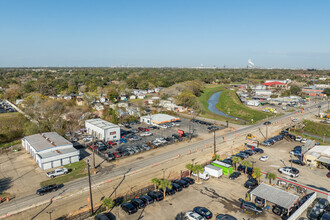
[
  {"x1": 85, "y1": 119, "x2": 120, "y2": 141},
  {"x1": 138, "y1": 94, "x2": 146, "y2": 99},
  {"x1": 130, "y1": 95, "x2": 137, "y2": 100}
]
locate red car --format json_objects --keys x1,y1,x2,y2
[
  {"x1": 327, "y1": 172, "x2": 330, "y2": 178},
  {"x1": 144, "y1": 128, "x2": 149, "y2": 132},
  {"x1": 113, "y1": 151, "x2": 121, "y2": 158},
  {"x1": 89, "y1": 145, "x2": 97, "y2": 150},
  {"x1": 107, "y1": 141, "x2": 117, "y2": 146},
  {"x1": 138, "y1": 127, "x2": 144, "y2": 131}
]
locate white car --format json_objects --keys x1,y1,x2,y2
[
  {"x1": 156, "y1": 138, "x2": 166, "y2": 144},
  {"x1": 300, "y1": 138, "x2": 307, "y2": 143},
  {"x1": 140, "y1": 132, "x2": 153, "y2": 137},
  {"x1": 278, "y1": 167, "x2": 299, "y2": 178},
  {"x1": 259, "y1": 155, "x2": 269, "y2": 161},
  {"x1": 292, "y1": 118, "x2": 298, "y2": 122},
  {"x1": 295, "y1": 136, "x2": 302, "y2": 142},
  {"x1": 185, "y1": 211, "x2": 204, "y2": 220}
]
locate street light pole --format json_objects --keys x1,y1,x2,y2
[
  {"x1": 87, "y1": 159, "x2": 94, "y2": 215},
  {"x1": 46, "y1": 209, "x2": 54, "y2": 220}
]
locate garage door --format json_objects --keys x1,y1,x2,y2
[
  {"x1": 52, "y1": 160, "x2": 61, "y2": 168},
  {"x1": 62, "y1": 158, "x2": 70, "y2": 165},
  {"x1": 70, "y1": 156, "x2": 79, "y2": 163},
  {"x1": 42, "y1": 162, "x2": 52, "y2": 170}
]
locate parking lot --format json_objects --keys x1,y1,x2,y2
[
  {"x1": 0, "y1": 100, "x2": 17, "y2": 113},
  {"x1": 71, "y1": 117, "x2": 223, "y2": 164},
  {"x1": 110, "y1": 133, "x2": 329, "y2": 220}
]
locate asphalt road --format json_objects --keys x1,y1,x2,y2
[{"x1": 0, "y1": 101, "x2": 327, "y2": 217}]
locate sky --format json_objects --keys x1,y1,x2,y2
[{"x1": 0, "y1": 0, "x2": 330, "y2": 68}]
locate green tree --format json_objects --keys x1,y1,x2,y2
[
  {"x1": 323, "y1": 88, "x2": 330, "y2": 96},
  {"x1": 157, "y1": 179, "x2": 172, "y2": 199},
  {"x1": 266, "y1": 172, "x2": 277, "y2": 185},
  {"x1": 290, "y1": 86, "x2": 301, "y2": 95},
  {"x1": 241, "y1": 161, "x2": 252, "y2": 175},
  {"x1": 185, "y1": 163, "x2": 194, "y2": 177},
  {"x1": 231, "y1": 156, "x2": 242, "y2": 171},
  {"x1": 126, "y1": 78, "x2": 138, "y2": 89},
  {"x1": 192, "y1": 164, "x2": 204, "y2": 183},
  {"x1": 101, "y1": 197, "x2": 115, "y2": 210},
  {"x1": 252, "y1": 167, "x2": 262, "y2": 183},
  {"x1": 151, "y1": 178, "x2": 160, "y2": 190}
]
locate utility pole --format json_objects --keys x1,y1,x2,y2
[
  {"x1": 213, "y1": 130, "x2": 216, "y2": 156},
  {"x1": 87, "y1": 159, "x2": 94, "y2": 215},
  {"x1": 46, "y1": 209, "x2": 54, "y2": 220}
]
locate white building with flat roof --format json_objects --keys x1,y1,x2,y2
[
  {"x1": 85, "y1": 118, "x2": 120, "y2": 141},
  {"x1": 140, "y1": 114, "x2": 180, "y2": 125},
  {"x1": 22, "y1": 132, "x2": 80, "y2": 170}
]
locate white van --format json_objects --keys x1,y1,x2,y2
[{"x1": 191, "y1": 171, "x2": 210, "y2": 180}]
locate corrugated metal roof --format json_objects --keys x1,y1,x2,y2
[
  {"x1": 250, "y1": 183, "x2": 299, "y2": 209},
  {"x1": 24, "y1": 132, "x2": 72, "y2": 152}
]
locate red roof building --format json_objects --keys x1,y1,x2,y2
[{"x1": 262, "y1": 81, "x2": 287, "y2": 88}]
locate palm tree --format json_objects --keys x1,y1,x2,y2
[
  {"x1": 157, "y1": 179, "x2": 173, "y2": 199},
  {"x1": 151, "y1": 178, "x2": 160, "y2": 190},
  {"x1": 192, "y1": 164, "x2": 204, "y2": 183},
  {"x1": 266, "y1": 172, "x2": 277, "y2": 185},
  {"x1": 101, "y1": 197, "x2": 115, "y2": 210},
  {"x1": 252, "y1": 167, "x2": 262, "y2": 183},
  {"x1": 231, "y1": 156, "x2": 241, "y2": 170},
  {"x1": 212, "y1": 154, "x2": 221, "y2": 161},
  {"x1": 185, "y1": 163, "x2": 194, "y2": 177},
  {"x1": 241, "y1": 161, "x2": 252, "y2": 175}
]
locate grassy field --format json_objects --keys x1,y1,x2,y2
[
  {"x1": 303, "y1": 120, "x2": 330, "y2": 137},
  {"x1": 215, "y1": 89, "x2": 273, "y2": 123},
  {"x1": 197, "y1": 85, "x2": 245, "y2": 124},
  {"x1": 40, "y1": 160, "x2": 88, "y2": 186},
  {"x1": 0, "y1": 140, "x2": 21, "y2": 148}
]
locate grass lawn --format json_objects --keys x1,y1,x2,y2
[
  {"x1": 303, "y1": 120, "x2": 330, "y2": 137},
  {"x1": 40, "y1": 160, "x2": 88, "y2": 186},
  {"x1": 290, "y1": 130, "x2": 330, "y2": 144},
  {"x1": 197, "y1": 85, "x2": 245, "y2": 124},
  {"x1": 0, "y1": 140, "x2": 21, "y2": 148},
  {"x1": 215, "y1": 89, "x2": 273, "y2": 123}
]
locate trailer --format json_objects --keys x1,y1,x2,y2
[{"x1": 204, "y1": 164, "x2": 222, "y2": 178}]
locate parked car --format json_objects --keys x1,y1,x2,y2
[
  {"x1": 289, "y1": 159, "x2": 305, "y2": 166},
  {"x1": 107, "y1": 141, "x2": 117, "y2": 146},
  {"x1": 191, "y1": 171, "x2": 210, "y2": 180},
  {"x1": 272, "y1": 205, "x2": 288, "y2": 216},
  {"x1": 185, "y1": 211, "x2": 205, "y2": 220},
  {"x1": 138, "y1": 127, "x2": 144, "y2": 131},
  {"x1": 46, "y1": 168, "x2": 69, "y2": 178},
  {"x1": 121, "y1": 202, "x2": 138, "y2": 215},
  {"x1": 292, "y1": 118, "x2": 298, "y2": 122},
  {"x1": 237, "y1": 165, "x2": 253, "y2": 175},
  {"x1": 181, "y1": 177, "x2": 195, "y2": 184},
  {"x1": 254, "y1": 148, "x2": 264, "y2": 153},
  {"x1": 308, "y1": 198, "x2": 329, "y2": 220},
  {"x1": 147, "y1": 191, "x2": 164, "y2": 201},
  {"x1": 119, "y1": 150, "x2": 130, "y2": 157},
  {"x1": 320, "y1": 210, "x2": 330, "y2": 220},
  {"x1": 290, "y1": 149, "x2": 302, "y2": 156},
  {"x1": 229, "y1": 172, "x2": 241, "y2": 180},
  {"x1": 131, "y1": 198, "x2": 146, "y2": 209},
  {"x1": 295, "y1": 136, "x2": 302, "y2": 142},
  {"x1": 141, "y1": 144, "x2": 151, "y2": 151},
  {"x1": 36, "y1": 184, "x2": 59, "y2": 195},
  {"x1": 255, "y1": 197, "x2": 265, "y2": 206},
  {"x1": 216, "y1": 214, "x2": 237, "y2": 220},
  {"x1": 131, "y1": 145, "x2": 141, "y2": 153},
  {"x1": 160, "y1": 187, "x2": 176, "y2": 196},
  {"x1": 173, "y1": 179, "x2": 189, "y2": 188},
  {"x1": 139, "y1": 195, "x2": 154, "y2": 205},
  {"x1": 278, "y1": 167, "x2": 299, "y2": 178},
  {"x1": 244, "y1": 178, "x2": 258, "y2": 189},
  {"x1": 171, "y1": 183, "x2": 183, "y2": 192},
  {"x1": 261, "y1": 141, "x2": 272, "y2": 146},
  {"x1": 301, "y1": 138, "x2": 307, "y2": 143},
  {"x1": 239, "y1": 198, "x2": 263, "y2": 214},
  {"x1": 222, "y1": 159, "x2": 232, "y2": 165},
  {"x1": 193, "y1": 207, "x2": 213, "y2": 219},
  {"x1": 327, "y1": 172, "x2": 330, "y2": 178},
  {"x1": 244, "y1": 150, "x2": 256, "y2": 156},
  {"x1": 112, "y1": 151, "x2": 121, "y2": 158},
  {"x1": 259, "y1": 155, "x2": 269, "y2": 161}
]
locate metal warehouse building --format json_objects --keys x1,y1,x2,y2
[
  {"x1": 140, "y1": 113, "x2": 180, "y2": 125},
  {"x1": 22, "y1": 132, "x2": 80, "y2": 170},
  {"x1": 85, "y1": 118, "x2": 120, "y2": 141}
]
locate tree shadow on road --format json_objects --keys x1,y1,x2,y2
[{"x1": 0, "y1": 177, "x2": 12, "y2": 194}]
